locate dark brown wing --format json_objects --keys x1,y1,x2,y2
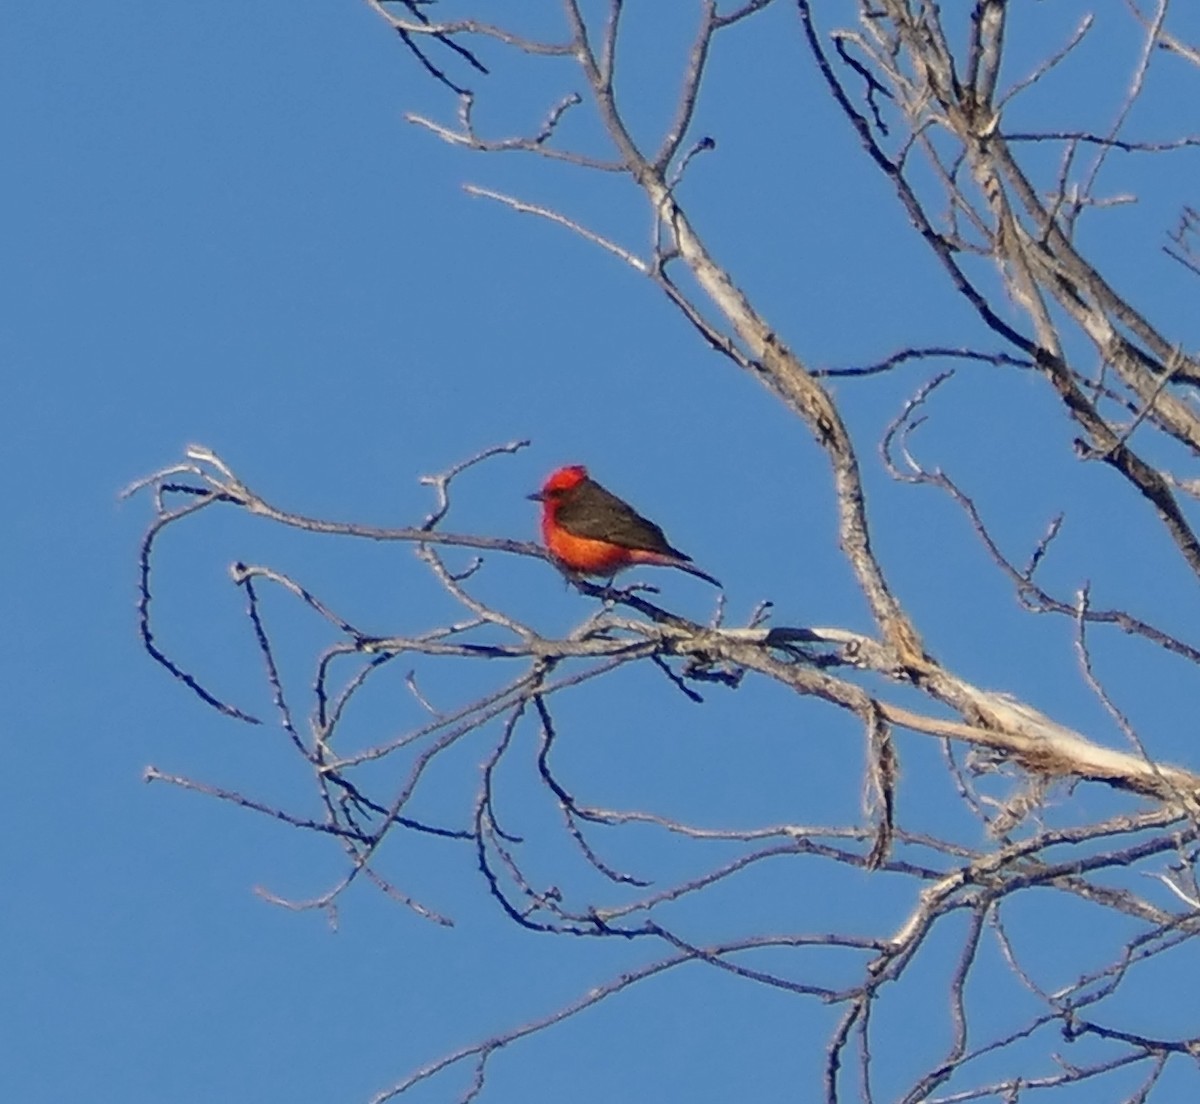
[{"x1": 555, "y1": 477, "x2": 692, "y2": 560}]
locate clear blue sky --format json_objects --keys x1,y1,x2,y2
[{"x1": 6, "y1": 3, "x2": 1199, "y2": 1101}]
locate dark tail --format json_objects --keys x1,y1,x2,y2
[{"x1": 675, "y1": 560, "x2": 722, "y2": 588}]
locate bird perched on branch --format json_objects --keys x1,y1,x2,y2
[{"x1": 528, "y1": 465, "x2": 721, "y2": 587}]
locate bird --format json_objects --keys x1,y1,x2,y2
[{"x1": 527, "y1": 465, "x2": 721, "y2": 587}]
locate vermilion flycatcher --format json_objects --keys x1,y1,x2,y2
[{"x1": 528, "y1": 465, "x2": 721, "y2": 587}]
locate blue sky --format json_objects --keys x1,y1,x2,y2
[{"x1": 6, "y1": 3, "x2": 1200, "y2": 1102}]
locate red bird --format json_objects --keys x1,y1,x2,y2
[{"x1": 528, "y1": 465, "x2": 721, "y2": 587}]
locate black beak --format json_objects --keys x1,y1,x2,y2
[{"x1": 526, "y1": 492, "x2": 545, "y2": 502}]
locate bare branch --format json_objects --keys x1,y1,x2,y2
[{"x1": 463, "y1": 185, "x2": 649, "y2": 272}]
